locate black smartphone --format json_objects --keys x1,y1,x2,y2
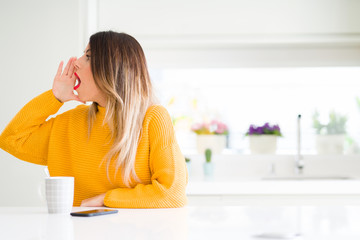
[{"x1": 70, "y1": 209, "x2": 118, "y2": 217}]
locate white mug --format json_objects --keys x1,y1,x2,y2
[{"x1": 45, "y1": 177, "x2": 74, "y2": 214}]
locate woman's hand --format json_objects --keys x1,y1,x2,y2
[
  {"x1": 52, "y1": 57, "x2": 84, "y2": 103},
  {"x1": 80, "y1": 193, "x2": 106, "y2": 207}
]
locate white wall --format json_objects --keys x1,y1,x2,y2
[{"x1": 0, "y1": 0, "x2": 83, "y2": 206}]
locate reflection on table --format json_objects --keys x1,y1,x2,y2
[{"x1": 0, "y1": 205, "x2": 359, "y2": 240}]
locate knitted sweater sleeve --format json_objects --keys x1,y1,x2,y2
[
  {"x1": 103, "y1": 106, "x2": 188, "y2": 208},
  {"x1": 0, "y1": 90, "x2": 63, "y2": 165}
]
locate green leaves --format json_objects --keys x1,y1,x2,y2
[
  {"x1": 312, "y1": 110, "x2": 347, "y2": 135},
  {"x1": 205, "y1": 148, "x2": 212, "y2": 163}
]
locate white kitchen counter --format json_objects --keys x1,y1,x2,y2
[
  {"x1": 186, "y1": 179, "x2": 360, "y2": 205},
  {"x1": 1, "y1": 206, "x2": 359, "y2": 240},
  {"x1": 186, "y1": 179, "x2": 360, "y2": 195},
  {"x1": 184, "y1": 154, "x2": 360, "y2": 205}
]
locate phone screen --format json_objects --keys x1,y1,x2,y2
[{"x1": 71, "y1": 209, "x2": 118, "y2": 217}]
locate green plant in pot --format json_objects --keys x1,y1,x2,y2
[
  {"x1": 312, "y1": 110, "x2": 347, "y2": 154},
  {"x1": 203, "y1": 148, "x2": 214, "y2": 180},
  {"x1": 185, "y1": 157, "x2": 191, "y2": 175},
  {"x1": 205, "y1": 149, "x2": 212, "y2": 163},
  {"x1": 312, "y1": 110, "x2": 347, "y2": 135}
]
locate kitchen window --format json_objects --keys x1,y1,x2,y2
[{"x1": 151, "y1": 67, "x2": 360, "y2": 155}]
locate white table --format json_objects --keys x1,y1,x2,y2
[{"x1": 1, "y1": 205, "x2": 360, "y2": 240}]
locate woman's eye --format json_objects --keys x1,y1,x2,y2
[{"x1": 86, "y1": 55, "x2": 91, "y2": 60}]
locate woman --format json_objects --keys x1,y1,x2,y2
[{"x1": 0, "y1": 31, "x2": 188, "y2": 208}]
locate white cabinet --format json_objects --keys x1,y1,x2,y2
[
  {"x1": 96, "y1": 0, "x2": 360, "y2": 67},
  {"x1": 98, "y1": 0, "x2": 360, "y2": 36}
]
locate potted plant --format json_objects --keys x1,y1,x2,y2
[
  {"x1": 246, "y1": 123, "x2": 282, "y2": 154},
  {"x1": 191, "y1": 120, "x2": 228, "y2": 154},
  {"x1": 185, "y1": 157, "x2": 191, "y2": 176},
  {"x1": 203, "y1": 148, "x2": 214, "y2": 180},
  {"x1": 312, "y1": 110, "x2": 347, "y2": 154}
]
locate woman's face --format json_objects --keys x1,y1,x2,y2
[{"x1": 74, "y1": 44, "x2": 106, "y2": 107}]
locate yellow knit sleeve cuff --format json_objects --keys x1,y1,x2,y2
[{"x1": 44, "y1": 89, "x2": 64, "y2": 108}]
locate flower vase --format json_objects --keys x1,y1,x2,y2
[
  {"x1": 196, "y1": 135, "x2": 226, "y2": 154},
  {"x1": 249, "y1": 135, "x2": 278, "y2": 154},
  {"x1": 203, "y1": 162, "x2": 214, "y2": 180},
  {"x1": 316, "y1": 134, "x2": 345, "y2": 155},
  {"x1": 185, "y1": 161, "x2": 191, "y2": 176}
]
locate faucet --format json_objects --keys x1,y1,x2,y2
[{"x1": 295, "y1": 114, "x2": 304, "y2": 174}]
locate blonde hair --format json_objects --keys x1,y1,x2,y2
[{"x1": 88, "y1": 31, "x2": 154, "y2": 187}]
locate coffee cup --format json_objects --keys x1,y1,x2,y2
[{"x1": 45, "y1": 177, "x2": 74, "y2": 214}]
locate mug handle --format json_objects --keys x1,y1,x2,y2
[
  {"x1": 38, "y1": 180, "x2": 46, "y2": 204},
  {"x1": 38, "y1": 166, "x2": 49, "y2": 204}
]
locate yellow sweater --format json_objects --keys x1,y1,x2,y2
[{"x1": 0, "y1": 90, "x2": 187, "y2": 208}]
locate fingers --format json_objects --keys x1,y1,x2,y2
[
  {"x1": 56, "y1": 61, "x2": 64, "y2": 77},
  {"x1": 57, "y1": 57, "x2": 76, "y2": 77},
  {"x1": 68, "y1": 57, "x2": 77, "y2": 77},
  {"x1": 63, "y1": 58, "x2": 72, "y2": 75},
  {"x1": 63, "y1": 57, "x2": 76, "y2": 76}
]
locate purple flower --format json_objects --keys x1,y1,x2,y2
[
  {"x1": 257, "y1": 127, "x2": 263, "y2": 134},
  {"x1": 246, "y1": 123, "x2": 282, "y2": 136}
]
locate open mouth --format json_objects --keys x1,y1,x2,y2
[{"x1": 74, "y1": 72, "x2": 81, "y2": 90}]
